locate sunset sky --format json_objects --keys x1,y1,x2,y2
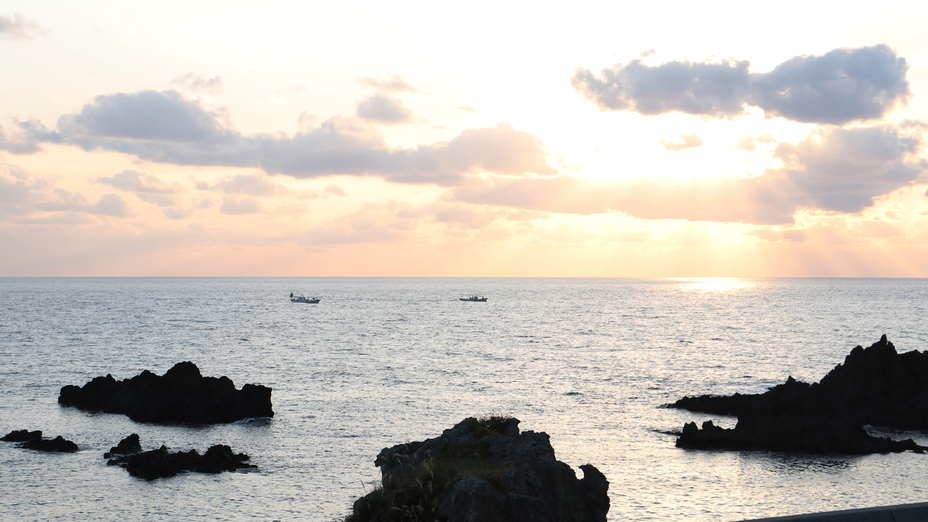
[{"x1": 3, "y1": 1, "x2": 928, "y2": 276}]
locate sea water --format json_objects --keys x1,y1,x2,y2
[{"x1": 1, "y1": 277, "x2": 927, "y2": 521}]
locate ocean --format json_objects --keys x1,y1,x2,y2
[{"x1": 1, "y1": 277, "x2": 927, "y2": 521}]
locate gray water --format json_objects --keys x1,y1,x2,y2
[{"x1": 1, "y1": 277, "x2": 927, "y2": 521}]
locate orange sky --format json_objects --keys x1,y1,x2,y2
[{"x1": 2, "y1": 1, "x2": 928, "y2": 276}]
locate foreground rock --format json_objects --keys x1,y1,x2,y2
[
  {"x1": 58, "y1": 361, "x2": 273, "y2": 424},
  {"x1": 346, "y1": 417, "x2": 609, "y2": 522},
  {"x1": 671, "y1": 336, "x2": 928, "y2": 454},
  {"x1": 106, "y1": 436, "x2": 255, "y2": 480},
  {"x1": 2, "y1": 430, "x2": 78, "y2": 452}
]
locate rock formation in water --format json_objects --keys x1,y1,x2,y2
[
  {"x1": 345, "y1": 417, "x2": 610, "y2": 522},
  {"x1": 106, "y1": 436, "x2": 255, "y2": 480},
  {"x1": 104, "y1": 433, "x2": 142, "y2": 458},
  {"x1": 671, "y1": 336, "x2": 928, "y2": 454},
  {"x1": 2, "y1": 430, "x2": 78, "y2": 452},
  {"x1": 58, "y1": 361, "x2": 273, "y2": 424}
]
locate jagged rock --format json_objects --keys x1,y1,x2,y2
[
  {"x1": 1, "y1": 429, "x2": 42, "y2": 442},
  {"x1": 104, "y1": 434, "x2": 142, "y2": 458},
  {"x1": 58, "y1": 361, "x2": 273, "y2": 424},
  {"x1": 671, "y1": 336, "x2": 928, "y2": 454},
  {"x1": 19, "y1": 435, "x2": 79, "y2": 453},
  {"x1": 347, "y1": 417, "x2": 609, "y2": 522},
  {"x1": 107, "y1": 440, "x2": 256, "y2": 480}
]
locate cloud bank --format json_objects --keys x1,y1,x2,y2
[
  {"x1": 19, "y1": 90, "x2": 554, "y2": 186},
  {"x1": 452, "y1": 124, "x2": 927, "y2": 224},
  {"x1": 572, "y1": 45, "x2": 910, "y2": 125}
]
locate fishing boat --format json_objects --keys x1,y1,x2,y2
[
  {"x1": 290, "y1": 293, "x2": 320, "y2": 304},
  {"x1": 459, "y1": 295, "x2": 488, "y2": 302}
]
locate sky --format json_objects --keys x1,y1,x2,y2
[{"x1": 2, "y1": 1, "x2": 928, "y2": 277}]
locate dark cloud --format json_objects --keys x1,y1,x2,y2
[
  {"x1": 41, "y1": 90, "x2": 554, "y2": 186},
  {"x1": 356, "y1": 94, "x2": 413, "y2": 124},
  {"x1": 572, "y1": 45, "x2": 910, "y2": 125},
  {"x1": 358, "y1": 73, "x2": 418, "y2": 92},
  {"x1": 660, "y1": 133, "x2": 703, "y2": 151},
  {"x1": 0, "y1": 13, "x2": 44, "y2": 39},
  {"x1": 170, "y1": 72, "x2": 224, "y2": 94},
  {"x1": 451, "y1": 124, "x2": 926, "y2": 224}
]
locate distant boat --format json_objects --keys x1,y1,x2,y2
[
  {"x1": 290, "y1": 292, "x2": 320, "y2": 304},
  {"x1": 459, "y1": 295, "x2": 488, "y2": 302}
]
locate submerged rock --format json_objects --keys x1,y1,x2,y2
[
  {"x1": 106, "y1": 437, "x2": 256, "y2": 480},
  {"x1": 671, "y1": 336, "x2": 928, "y2": 454},
  {"x1": 58, "y1": 361, "x2": 273, "y2": 424},
  {"x1": 346, "y1": 416, "x2": 609, "y2": 522}
]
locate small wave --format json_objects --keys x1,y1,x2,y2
[
  {"x1": 232, "y1": 417, "x2": 272, "y2": 425},
  {"x1": 564, "y1": 391, "x2": 582, "y2": 396}
]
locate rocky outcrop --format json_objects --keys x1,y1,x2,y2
[
  {"x1": 58, "y1": 361, "x2": 273, "y2": 424},
  {"x1": 1, "y1": 429, "x2": 42, "y2": 442},
  {"x1": 2, "y1": 430, "x2": 79, "y2": 452},
  {"x1": 346, "y1": 417, "x2": 609, "y2": 522},
  {"x1": 104, "y1": 434, "x2": 142, "y2": 458},
  {"x1": 671, "y1": 336, "x2": 928, "y2": 454},
  {"x1": 106, "y1": 437, "x2": 256, "y2": 480}
]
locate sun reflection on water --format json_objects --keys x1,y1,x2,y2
[{"x1": 669, "y1": 277, "x2": 756, "y2": 294}]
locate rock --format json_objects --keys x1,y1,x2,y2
[
  {"x1": 1, "y1": 429, "x2": 42, "y2": 442},
  {"x1": 58, "y1": 362, "x2": 274, "y2": 424},
  {"x1": 104, "y1": 434, "x2": 142, "y2": 458},
  {"x1": 347, "y1": 416, "x2": 609, "y2": 522},
  {"x1": 670, "y1": 336, "x2": 928, "y2": 454},
  {"x1": 106, "y1": 438, "x2": 256, "y2": 480},
  {"x1": 19, "y1": 435, "x2": 79, "y2": 453}
]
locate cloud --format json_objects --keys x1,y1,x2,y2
[
  {"x1": 734, "y1": 133, "x2": 777, "y2": 151},
  {"x1": 572, "y1": 44, "x2": 910, "y2": 125},
  {"x1": 451, "y1": 124, "x2": 927, "y2": 224},
  {"x1": 220, "y1": 198, "x2": 262, "y2": 215},
  {"x1": 41, "y1": 89, "x2": 555, "y2": 186},
  {"x1": 324, "y1": 184, "x2": 347, "y2": 197},
  {"x1": 300, "y1": 200, "x2": 421, "y2": 246},
  {"x1": 198, "y1": 172, "x2": 289, "y2": 196},
  {"x1": 95, "y1": 169, "x2": 181, "y2": 207},
  {"x1": 0, "y1": 13, "x2": 45, "y2": 39},
  {"x1": 356, "y1": 94, "x2": 413, "y2": 124},
  {"x1": 170, "y1": 72, "x2": 224, "y2": 94},
  {"x1": 0, "y1": 119, "x2": 61, "y2": 154},
  {"x1": 1, "y1": 165, "x2": 130, "y2": 219},
  {"x1": 358, "y1": 73, "x2": 417, "y2": 92},
  {"x1": 660, "y1": 133, "x2": 703, "y2": 151}
]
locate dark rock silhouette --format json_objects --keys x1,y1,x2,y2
[
  {"x1": 671, "y1": 336, "x2": 928, "y2": 454},
  {"x1": 20, "y1": 435, "x2": 79, "y2": 452},
  {"x1": 58, "y1": 361, "x2": 273, "y2": 424},
  {"x1": 106, "y1": 439, "x2": 256, "y2": 480},
  {"x1": 104, "y1": 434, "x2": 142, "y2": 459},
  {"x1": 346, "y1": 417, "x2": 609, "y2": 522},
  {"x1": 3, "y1": 429, "x2": 78, "y2": 452},
  {"x1": 1, "y1": 429, "x2": 42, "y2": 442}
]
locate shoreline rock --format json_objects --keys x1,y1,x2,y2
[
  {"x1": 106, "y1": 435, "x2": 255, "y2": 480},
  {"x1": 346, "y1": 416, "x2": 609, "y2": 522},
  {"x1": 671, "y1": 336, "x2": 928, "y2": 454},
  {"x1": 3, "y1": 430, "x2": 78, "y2": 452},
  {"x1": 58, "y1": 361, "x2": 274, "y2": 424}
]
